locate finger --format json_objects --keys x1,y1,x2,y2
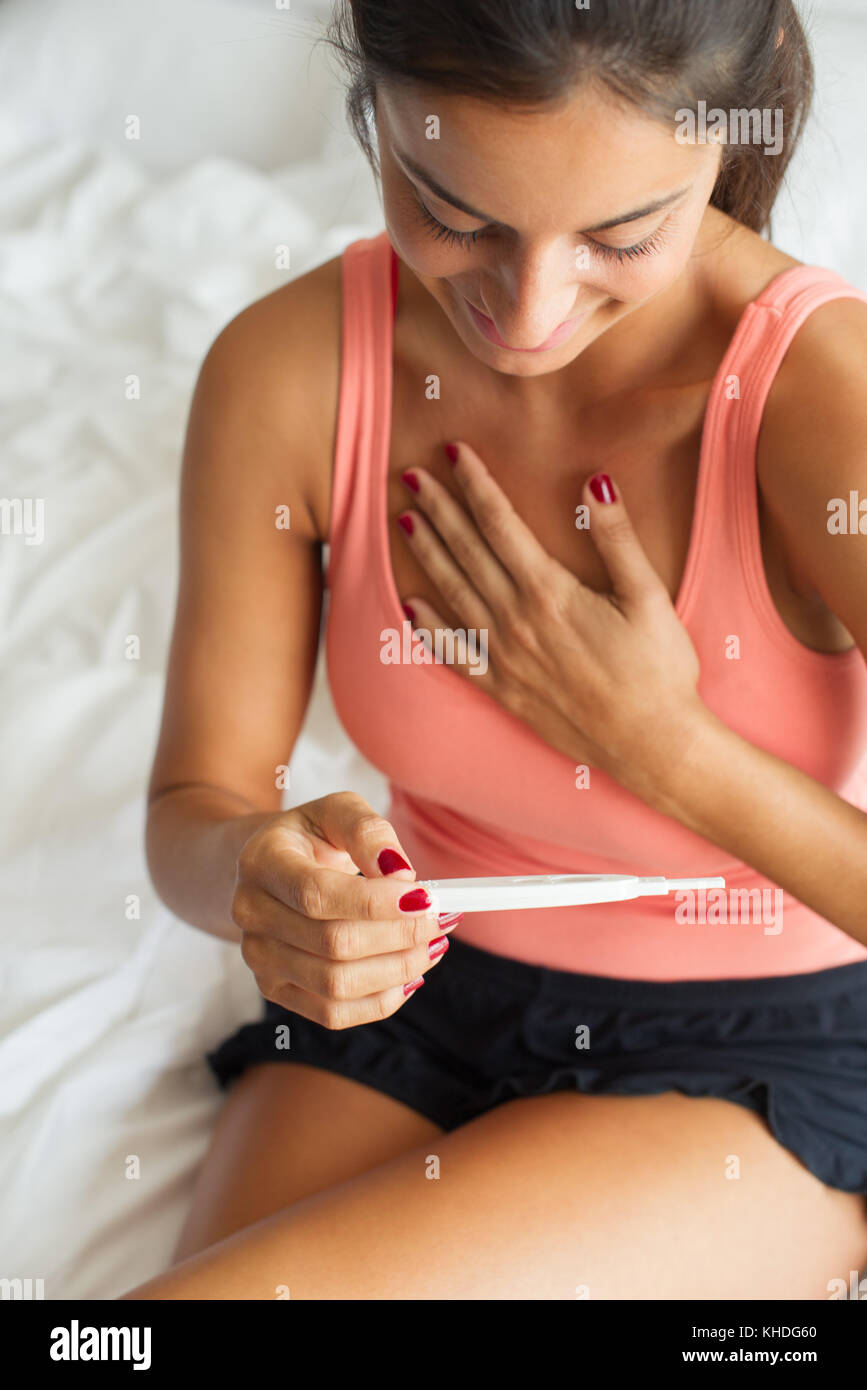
[
  {"x1": 397, "y1": 505, "x2": 491, "y2": 634},
  {"x1": 246, "y1": 830, "x2": 443, "y2": 923},
  {"x1": 401, "y1": 595, "x2": 491, "y2": 687},
  {"x1": 256, "y1": 844, "x2": 444, "y2": 922},
  {"x1": 446, "y1": 440, "x2": 561, "y2": 589},
  {"x1": 296, "y1": 791, "x2": 417, "y2": 883},
  {"x1": 246, "y1": 927, "x2": 451, "y2": 1002},
  {"x1": 267, "y1": 969, "x2": 435, "y2": 1031},
  {"x1": 584, "y1": 472, "x2": 667, "y2": 607},
  {"x1": 399, "y1": 466, "x2": 512, "y2": 616},
  {"x1": 236, "y1": 885, "x2": 464, "y2": 956}
]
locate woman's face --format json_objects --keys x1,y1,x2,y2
[{"x1": 376, "y1": 80, "x2": 724, "y2": 377}]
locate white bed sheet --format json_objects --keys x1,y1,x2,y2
[{"x1": 1, "y1": 0, "x2": 865, "y2": 1300}]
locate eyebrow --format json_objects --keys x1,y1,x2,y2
[{"x1": 392, "y1": 147, "x2": 691, "y2": 233}]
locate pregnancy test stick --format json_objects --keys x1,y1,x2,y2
[{"x1": 418, "y1": 873, "x2": 726, "y2": 915}]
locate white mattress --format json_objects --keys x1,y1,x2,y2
[{"x1": 1, "y1": 0, "x2": 865, "y2": 1299}]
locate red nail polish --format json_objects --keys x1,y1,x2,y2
[
  {"x1": 378, "y1": 848, "x2": 411, "y2": 875},
  {"x1": 428, "y1": 936, "x2": 450, "y2": 960},
  {"x1": 403, "y1": 976, "x2": 425, "y2": 996},
  {"x1": 401, "y1": 470, "x2": 420, "y2": 493},
  {"x1": 589, "y1": 473, "x2": 616, "y2": 504},
  {"x1": 399, "y1": 887, "x2": 432, "y2": 912},
  {"x1": 437, "y1": 911, "x2": 464, "y2": 928},
  {"x1": 445, "y1": 443, "x2": 459, "y2": 465},
  {"x1": 402, "y1": 602, "x2": 416, "y2": 622},
  {"x1": 398, "y1": 513, "x2": 414, "y2": 535}
]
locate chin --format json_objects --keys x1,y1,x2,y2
[{"x1": 470, "y1": 342, "x2": 588, "y2": 377}]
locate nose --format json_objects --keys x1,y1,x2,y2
[{"x1": 481, "y1": 247, "x2": 580, "y2": 349}]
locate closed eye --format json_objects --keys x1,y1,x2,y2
[
  {"x1": 416, "y1": 198, "x2": 482, "y2": 248},
  {"x1": 415, "y1": 195, "x2": 668, "y2": 262},
  {"x1": 588, "y1": 228, "x2": 668, "y2": 262}
]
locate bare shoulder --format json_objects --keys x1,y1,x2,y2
[
  {"x1": 198, "y1": 254, "x2": 343, "y2": 542},
  {"x1": 708, "y1": 215, "x2": 867, "y2": 481},
  {"x1": 757, "y1": 284, "x2": 867, "y2": 606},
  {"x1": 703, "y1": 215, "x2": 867, "y2": 610},
  {"x1": 768, "y1": 287, "x2": 867, "y2": 383},
  {"x1": 758, "y1": 288, "x2": 867, "y2": 491}
]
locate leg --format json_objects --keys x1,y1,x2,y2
[
  {"x1": 173, "y1": 1063, "x2": 443, "y2": 1262},
  {"x1": 123, "y1": 1090, "x2": 867, "y2": 1300}
]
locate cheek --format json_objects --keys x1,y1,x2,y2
[
  {"x1": 600, "y1": 250, "x2": 681, "y2": 302},
  {"x1": 383, "y1": 178, "x2": 482, "y2": 279},
  {"x1": 385, "y1": 215, "x2": 469, "y2": 282},
  {"x1": 594, "y1": 220, "x2": 701, "y2": 304}
]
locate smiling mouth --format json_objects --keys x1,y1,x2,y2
[{"x1": 464, "y1": 297, "x2": 590, "y2": 351}]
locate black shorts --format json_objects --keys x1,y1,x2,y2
[{"x1": 206, "y1": 935, "x2": 867, "y2": 1195}]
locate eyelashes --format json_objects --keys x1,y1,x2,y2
[
  {"x1": 595, "y1": 228, "x2": 667, "y2": 263},
  {"x1": 416, "y1": 198, "x2": 481, "y2": 248},
  {"x1": 414, "y1": 195, "x2": 668, "y2": 263}
]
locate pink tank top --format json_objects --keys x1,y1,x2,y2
[{"x1": 325, "y1": 230, "x2": 867, "y2": 980}]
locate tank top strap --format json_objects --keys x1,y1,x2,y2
[
  {"x1": 677, "y1": 263, "x2": 867, "y2": 626},
  {"x1": 728, "y1": 265, "x2": 867, "y2": 601},
  {"x1": 732, "y1": 264, "x2": 867, "y2": 469},
  {"x1": 327, "y1": 232, "x2": 394, "y2": 589}
]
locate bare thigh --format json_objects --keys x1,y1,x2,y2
[
  {"x1": 172, "y1": 1063, "x2": 443, "y2": 1262},
  {"x1": 133, "y1": 1087, "x2": 867, "y2": 1300}
]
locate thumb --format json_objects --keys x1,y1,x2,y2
[
  {"x1": 298, "y1": 792, "x2": 418, "y2": 883},
  {"x1": 584, "y1": 472, "x2": 664, "y2": 606}
]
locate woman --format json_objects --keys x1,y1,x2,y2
[{"x1": 123, "y1": 0, "x2": 867, "y2": 1299}]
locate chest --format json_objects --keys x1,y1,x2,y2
[{"x1": 385, "y1": 361, "x2": 852, "y2": 656}]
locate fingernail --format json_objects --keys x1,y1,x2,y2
[
  {"x1": 403, "y1": 976, "x2": 425, "y2": 996},
  {"x1": 428, "y1": 935, "x2": 450, "y2": 960},
  {"x1": 398, "y1": 513, "x2": 414, "y2": 535},
  {"x1": 436, "y1": 911, "x2": 464, "y2": 932},
  {"x1": 378, "y1": 848, "x2": 411, "y2": 874},
  {"x1": 401, "y1": 470, "x2": 420, "y2": 493},
  {"x1": 402, "y1": 602, "x2": 416, "y2": 622},
  {"x1": 399, "y1": 887, "x2": 432, "y2": 912},
  {"x1": 589, "y1": 472, "x2": 616, "y2": 504},
  {"x1": 445, "y1": 443, "x2": 459, "y2": 465}
]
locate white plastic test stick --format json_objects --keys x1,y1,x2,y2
[{"x1": 418, "y1": 873, "x2": 726, "y2": 915}]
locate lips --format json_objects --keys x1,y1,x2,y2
[{"x1": 463, "y1": 297, "x2": 588, "y2": 351}]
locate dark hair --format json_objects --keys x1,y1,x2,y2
[{"x1": 325, "y1": 0, "x2": 814, "y2": 237}]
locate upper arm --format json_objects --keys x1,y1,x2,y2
[
  {"x1": 757, "y1": 295, "x2": 867, "y2": 661},
  {"x1": 147, "y1": 259, "x2": 342, "y2": 811}
]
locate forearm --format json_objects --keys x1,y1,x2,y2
[
  {"x1": 145, "y1": 786, "x2": 277, "y2": 942},
  {"x1": 645, "y1": 709, "x2": 867, "y2": 944}
]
